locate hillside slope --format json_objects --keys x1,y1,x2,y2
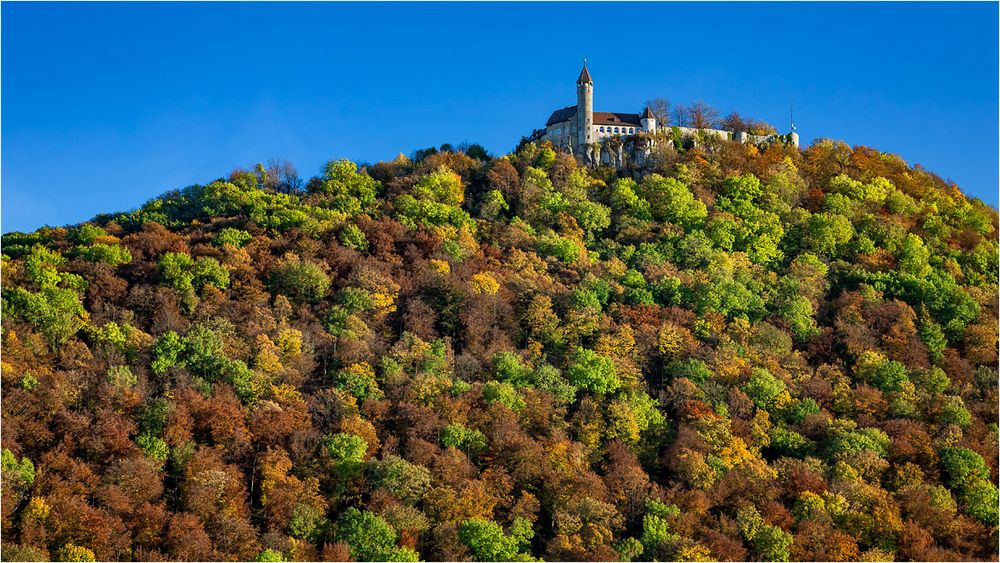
[{"x1": 2, "y1": 137, "x2": 998, "y2": 561}]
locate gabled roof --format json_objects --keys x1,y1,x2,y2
[
  {"x1": 577, "y1": 64, "x2": 593, "y2": 85},
  {"x1": 594, "y1": 112, "x2": 641, "y2": 126},
  {"x1": 546, "y1": 105, "x2": 577, "y2": 126}
]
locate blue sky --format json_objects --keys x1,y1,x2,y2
[{"x1": 3, "y1": 2, "x2": 997, "y2": 233}]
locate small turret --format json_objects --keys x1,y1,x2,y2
[{"x1": 640, "y1": 106, "x2": 657, "y2": 133}]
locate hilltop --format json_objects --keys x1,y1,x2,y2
[{"x1": 2, "y1": 136, "x2": 998, "y2": 562}]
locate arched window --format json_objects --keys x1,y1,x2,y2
[
  {"x1": 629, "y1": 128, "x2": 635, "y2": 134},
  {"x1": 599, "y1": 127, "x2": 604, "y2": 133},
  {"x1": 614, "y1": 127, "x2": 620, "y2": 133}
]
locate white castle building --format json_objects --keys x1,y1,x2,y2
[{"x1": 535, "y1": 62, "x2": 798, "y2": 165}]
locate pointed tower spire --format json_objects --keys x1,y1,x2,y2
[
  {"x1": 641, "y1": 106, "x2": 655, "y2": 119},
  {"x1": 577, "y1": 59, "x2": 592, "y2": 85}
]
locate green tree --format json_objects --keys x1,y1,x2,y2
[
  {"x1": 741, "y1": 368, "x2": 786, "y2": 411},
  {"x1": 458, "y1": 517, "x2": 532, "y2": 561},
  {"x1": 315, "y1": 159, "x2": 380, "y2": 215},
  {"x1": 781, "y1": 295, "x2": 819, "y2": 342},
  {"x1": 829, "y1": 426, "x2": 890, "y2": 459},
  {"x1": 610, "y1": 178, "x2": 651, "y2": 220},
  {"x1": 856, "y1": 354, "x2": 909, "y2": 393},
  {"x1": 371, "y1": 455, "x2": 432, "y2": 504},
  {"x1": 637, "y1": 175, "x2": 707, "y2": 230},
  {"x1": 567, "y1": 347, "x2": 620, "y2": 395},
  {"x1": 1, "y1": 448, "x2": 35, "y2": 497},
  {"x1": 395, "y1": 166, "x2": 473, "y2": 230},
  {"x1": 324, "y1": 433, "x2": 368, "y2": 480},
  {"x1": 803, "y1": 212, "x2": 854, "y2": 258},
  {"x1": 158, "y1": 252, "x2": 196, "y2": 291},
  {"x1": 440, "y1": 423, "x2": 487, "y2": 457},
  {"x1": 482, "y1": 381, "x2": 526, "y2": 412},
  {"x1": 897, "y1": 233, "x2": 931, "y2": 277},
  {"x1": 151, "y1": 331, "x2": 186, "y2": 375},
  {"x1": 536, "y1": 233, "x2": 580, "y2": 264},
  {"x1": 339, "y1": 223, "x2": 369, "y2": 251},
  {"x1": 750, "y1": 524, "x2": 793, "y2": 561},
  {"x1": 214, "y1": 227, "x2": 253, "y2": 248},
  {"x1": 334, "y1": 507, "x2": 415, "y2": 561},
  {"x1": 56, "y1": 544, "x2": 96, "y2": 562},
  {"x1": 79, "y1": 243, "x2": 132, "y2": 266},
  {"x1": 4, "y1": 284, "x2": 86, "y2": 349},
  {"x1": 940, "y1": 447, "x2": 990, "y2": 490},
  {"x1": 269, "y1": 254, "x2": 331, "y2": 303},
  {"x1": 255, "y1": 548, "x2": 286, "y2": 562},
  {"x1": 961, "y1": 479, "x2": 999, "y2": 525}
]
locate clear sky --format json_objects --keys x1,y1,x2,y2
[{"x1": 3, "y1": 2, "x2": 997, "y2": 233}]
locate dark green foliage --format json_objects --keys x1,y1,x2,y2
[{"x1": 940, "y1": 447, "x2": 991, "y2": 490}]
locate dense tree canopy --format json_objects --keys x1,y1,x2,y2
[{"x1": 1, "y1": 136, "x2": 997, "y2": 561}]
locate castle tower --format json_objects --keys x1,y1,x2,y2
[
  {"x1": 576, "y1": 61, "x2": 594, "y2": 153},
  {"x1": 789, "y1": 105, "x2": 800, "y2": 148},
  {"x1": 640, "y1": 106, "x2": 657, "y2": 133}
]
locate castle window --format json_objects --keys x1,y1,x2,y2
[
  {"x1": 613, "y1": 127, "x2": 619, "y2": 133},
  {"x1": 598, "y1": 127, "x2": 604, "y2": 133},
  {"x1": 629, "y1": 128, "x2": 635, "y2": 134}
]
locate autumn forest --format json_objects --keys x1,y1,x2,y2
[{"x1": 1, "y1": 134, "x2": 998, "y2": 562}]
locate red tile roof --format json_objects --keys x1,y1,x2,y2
[
  {"x1": 594, "y1": 112, "x2": 641, "y2": 126},
  {"x1": 577, "y1": 65, "x2": 593, "y2": 84},
  {"x1": 545, "y1": 108, "x2": 642, "y2": 128}
]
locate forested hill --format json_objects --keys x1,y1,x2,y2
[{"x1": 2, "y1": 137, "x2": 998, "y2": 562}]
